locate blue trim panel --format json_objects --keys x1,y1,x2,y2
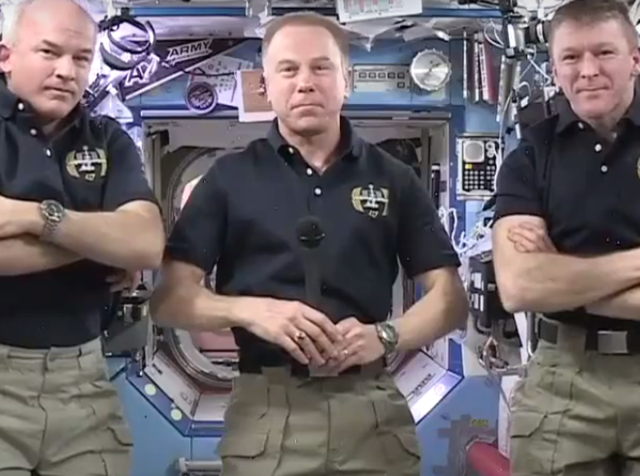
[
  {"x1": 128, "y1": 6, "x2": 503, "y2": 19},
  {"x1": 126, "y1": 360, "x2": 226, "y2": 438},
  {"x1": 131, "y1": 103, "x2": 455, "y2": 115}
]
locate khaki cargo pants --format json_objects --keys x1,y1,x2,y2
[
  {"x1": 509, "y1": 321, "x2": 640, "y2": 476},
  {"x1": 0, "y1": 338, "x2": 133, "y2": 475},
  {"x1": 217, "y1": 364, "x2": 421, "y2": 476}
]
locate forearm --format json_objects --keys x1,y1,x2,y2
[
  {"x1": 150, "y1": 282, "x2": 245, "y2": 331},
  {"x1": 587, "y1": 286, "x2": 640, "y2": 321},
  {"x1": 497, "y1": 249, "x2": 640, "y2": 313},
  {"x1": 0, "y1": 235, "x2": 80, "y2": 276},
  {"x1": 395, "y1": 281, "x2": 469, "y2": 352},
  {"x1": 48, "y1": 207, "x2": 164, "y2": 271}
]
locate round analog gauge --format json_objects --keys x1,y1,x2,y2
[{"x1": 410, "y1": 49, "x2": 452, "y2": 92}]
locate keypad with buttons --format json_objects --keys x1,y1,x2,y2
[
  {"x1": 458, "y1": 137, "x2": 501, "y2": 194},
  {"x1": 352, "y1": 65, "x2": 411, "y2": 93}
]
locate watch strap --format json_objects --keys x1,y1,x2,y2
[
  {"x1": 376, "y1": 321, "x2": 399, "y2": 355},
  {"x1": 40, "y1": 200, "x2": 65, "y2": 241},
  {"x1": 41, "y1": 219, "x2": 58, "y2": 241}
]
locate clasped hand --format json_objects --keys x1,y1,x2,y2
[
  {"x1": 240, "y1": 297, "x2": 385, "y2": 372},
  {"x1": 318, "y1": 317, "x2": 386, "y2": 374},
  {"x1": 507, "y1": 221, "x2": 557, "y2": 254},
  {"x1": 107, "y1": 270, "x2": 141, "y2": 292}
]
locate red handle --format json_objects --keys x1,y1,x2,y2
[{"x1": 466, "y1": 441, "x2": 510, "y2": 476}]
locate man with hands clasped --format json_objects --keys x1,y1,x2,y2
[
  {"x1": 235, "y1": 297, "x2": 388, "y2": 374},
  {"x1": 151, "y1": 11, "x2": 468, "y2": 476}
]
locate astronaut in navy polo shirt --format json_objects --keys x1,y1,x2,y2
[{"x1": 0, "y1": 0, "x2": 164, "y2": 474}]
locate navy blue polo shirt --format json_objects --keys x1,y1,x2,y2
[
  {"x1": 495, "y1": 93, "x2": 640, "y2": 329},
  {"x1": 0, "y1": 79, "x2": 157, "y2": 348},
  {"x1": 166, "y1": 117, "x2": 460, "y2": 363}
]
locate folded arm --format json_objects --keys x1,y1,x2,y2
[
  {"x1": 492, "y1": 215, "x2": 640, "y2": 313},
  {"x1": 43, "y1": 200, "x2": 164, "y2": 271},
  {"x1": 0, "y1": 196, "x2": 82, "y2": 275},
  {"x1": 38, "y1": 120, "x2": 163, "y2": 270},
  {"x1": 395, "y1": 267, "x2": 469, "y2": 351},
  {"x1": 0, "y1": 119, "x2": 164, "y2": 274},
  {"x1": 586, "y1": 287, "x2": 640, "y2": 321},
  {"x1": 0, "y1": 235, "x2": 79, "y2": 276},
  {"x1": 0, "y1": 198, "x2": 164, "y2": 273},
  {"x1": 506, "y1": 217, "x2": 640, "y2": 321}
]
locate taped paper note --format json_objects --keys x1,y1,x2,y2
[
  {"x1": 336, "y1": 0, "x2": 423, "y2": 24},
  {"x1": 189, "y1": 55, "x2": 254, "y2": 108},
  {"x1": 236, "y1": 69, "x2": 275, "y2": 123}
]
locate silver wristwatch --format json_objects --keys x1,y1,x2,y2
[
  {"x1": 39, "y1": 200, "x2": 65, "y2": 241},
  {"x1": 375, "y1": 321, "x2": 399, "y2": 355}
]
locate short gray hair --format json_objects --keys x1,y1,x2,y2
[
  {"x1": 1, "y1": 0, "x2": 96, "y2": 46},
  {"x1": 262, "y1": 12, "x2": 350, "y2": 71},
  {"x1": 1, "y1": 0, "x2": 37, "y2": 46}
]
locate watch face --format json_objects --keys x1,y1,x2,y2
[
  {"x1": 43, "y1": 201, "x2": 64, "y2": 221},
  {"x1": 378, "y1": 322, "x2": 398, "y2": 353},
  {"x1": 386, "y1": 322, "x2": 399, "y2": 339}
]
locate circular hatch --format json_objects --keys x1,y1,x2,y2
[{"x1": 161, "y1": 146, "x2": 240, "y2": 390}]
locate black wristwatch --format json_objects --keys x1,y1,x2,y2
[
  {"x1": 39, "y1": 200, "x2": 65, "y2": 241},
  {"x1": 375, "y1": 321, "x2": 399, "y2": 355}
]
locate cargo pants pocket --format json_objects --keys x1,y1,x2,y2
[
  {"x1": 78, "y1": 376, "x2": 135, "y2": 476},
  {"x1": 370, "y1": 376, "x2": 421, "y2": 476},
  {"x1": 100, "y1": 421, "x2": 134, "y2": 476},
  {"x1": 217, "y1": 375, "x2": 288, "y2": 476},
  {"x1": 509, "y1": 341, "x2": 592, "y2": 476},
  {"x1": 510, "y1": 411, "x2": 551, "y2": 476}
]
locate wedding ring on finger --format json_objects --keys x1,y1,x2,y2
[{"x1": 294, "y1": 331, "x2": 307, "y2": 341}]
